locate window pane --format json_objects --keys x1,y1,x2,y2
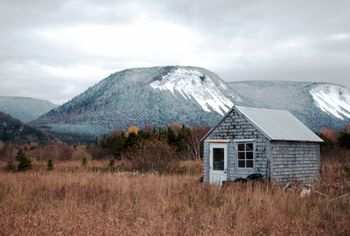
[
  {"x1": 238, "y1": 143, "x2": 245, "y2": 151},
  {"x1": 246, "y1": 160, "x2": 253, "y2": 168},
  {"x1": 213, "y1": 148, "x2": 224, "y2": 170},
  {"x1": 246, "y1": 143, "x2": 253, "y2": 151},
  {"x1": 238, "y1": 152, "x2": 245, "y2": 160},
  {"x1": 236, "y1": 142, "x2": 255, "y2": 168},
  {"x1": 238, "y1": 160, "x2": 245, "y2": 168},
  {"x1": 246, "y1": 152, "x2": 253, "y2": 160}
]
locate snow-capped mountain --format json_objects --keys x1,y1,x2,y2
[
  {"x1": 310, "y1": 84, "x2": 350, "y2": 120},
  {"x1": 228, "y1": 80, "x2": 350, "y2": 131},
  {"x1": 0, "y1": 96, "x2": 57, "y2": 122},
  {"x1": 32, "y1": 66, "x2": 240, "y2": 139},
  {"x1": 31, "y1": 66, "x2": 350, "y2": 140},
  {"x1": 150, "y1": 68, "x2": 236, "y2": 115}
]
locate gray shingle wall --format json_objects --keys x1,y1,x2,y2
[
  {"x1": 271, "y1": 141, "x2": 320, "y2": 183},
  {"x1": 203, "y1": 108, "x2": 320, "y2": 183},
  {"x1": 227, "y1": 141, "x2": 235, "y2": 179},
  {"x1": 203, "y1": 141, "x2": 210, "y2": 182},
  {"x1": 204, "y1": 108, "x2": 269, "y2": 182}
]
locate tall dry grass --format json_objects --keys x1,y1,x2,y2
[{"x1": 0, "y1": 150, "x2": 349, "y2": 235}]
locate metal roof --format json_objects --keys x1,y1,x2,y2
[{"x1": 235, "y1": 106, "x2": 323, "y2": 142}]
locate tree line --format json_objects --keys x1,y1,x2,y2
[
  {"x1": 93, "y1": 124, "x2": 210, "y2": 160},
  {"x1": 319, "y1": 125, "x2": 350, "y2": 149}
]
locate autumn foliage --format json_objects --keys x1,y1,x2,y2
[
  {"x1": 125, "y1": 140, "x2": 179, "y2": 173},
  {"x1": 95, "y1": 124, "x2": 210, "y2": 160},
  {"x1": 319, "y1": 126, "x2": 350, "y2": 149}
]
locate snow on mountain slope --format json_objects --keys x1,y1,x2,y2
[
  {"x1": 310, "y1": 84, "x2": 350, "y2": 120},
  {"x1": 150, "y1": 68, "x2": 235, "y2": 115},
  {"x1": 32, "y1": 66, "x2": 238, "y2": 140},
  {"x1": 31, "y1": 66, "x2": 350, "y2": 141}
]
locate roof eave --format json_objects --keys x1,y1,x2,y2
[
  {"x1": 200, "y1": 106, "x2": 236, "y2": 142},
  {"x1": 270, "y1": 139, "x2": 324, "y2": 143}
]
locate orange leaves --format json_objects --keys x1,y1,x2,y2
[
  {"x1": 125, "y1": 126, "x2": 140, "y2": 137},
  {"x1": 320, "y1": 128, "x2": 339, "y2": 143}
]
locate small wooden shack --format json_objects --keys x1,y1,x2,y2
[{"x1": 201, "y1": 106, "x2": 323, "y2": 184}]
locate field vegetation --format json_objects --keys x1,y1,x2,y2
[
  {"x1": 0, "y1": 126, "x2": 349, "y2": 235},
  {"x1": 0, "y1": 149, "x2": 349, "y2": 235}
]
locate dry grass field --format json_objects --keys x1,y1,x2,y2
[{"x1": 0, "y1": 152, "x2": 349, "y2": 235}]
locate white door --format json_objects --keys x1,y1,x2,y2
[{"x1": 209, "y1": 143, "x2": 228, "y2": 185}]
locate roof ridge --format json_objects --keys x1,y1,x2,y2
[
  {"x1": 235, "y1": 105, "x2": 290, "y2": 113},
  {"x1": 201, "y1": 105, "x2": 323, "y2": 143}
]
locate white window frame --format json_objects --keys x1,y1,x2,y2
[{"x1": 235, "y1": 141, "x2": 255, "y2": 169}]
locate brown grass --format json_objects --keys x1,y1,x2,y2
[{"x1": 0, "y1": 155, "x2": 349, "y2": 235}]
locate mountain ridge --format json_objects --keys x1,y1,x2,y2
[
  {"x1": 0, "y1": 111, "x2": 53, "y2": 144},
  {"x1": 0, "y1": 96, "x2": 57, "y2": 122},
  {"x1": 231, "y1": 81, "x2": 345, "y2": 130},
  {"x1": 30, "y1": 66, "x2": 350, "y2": 140}
]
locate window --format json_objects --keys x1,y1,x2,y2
[
  {"x1": 237, "y1": 143, "x2": 254, "y2": 168},
  {"x1": 213, "y1": 148, "x2": 225, "y2": 170}
]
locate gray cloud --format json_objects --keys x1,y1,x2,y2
[{"x1": 0, "y1": 0, "x2": 349, "y2": 104}]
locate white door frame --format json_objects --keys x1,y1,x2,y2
[{"x1": 209, "y1": 143, "x2": 228, "y2": 185}]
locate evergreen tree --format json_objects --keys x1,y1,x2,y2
[
  {"x1": 5, "y1": 161, "x2": 16, "y2": 171},
  {"x1": 81, "y1": 157, "x2": 88, "y2": 167},
  {"x1": 47, "y1": 159, "x2": 54, "y2": 171},
  {"x1": 167, "y1": 128, "x2": 177, "y2": 146},
  {"x1": 16, "y1": 149, "x2": 32, "y2": 171},
  {"x1": 176, "y1": 126, "x2": 189, "y2": 153},
  {"x1": 108, "y1": 158, "x2": 116, "y2": 170},
  {"x1": 338, "y1": 132, "x2": 350, "y2": 149}
]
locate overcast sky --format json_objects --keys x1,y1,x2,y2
[{"x1": 0, "y1": 0, "x2": 349, "y2": 104}]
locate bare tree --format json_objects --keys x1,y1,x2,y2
[{"x1": 186, "y1": 126, "x2": 211, "y2": 159}]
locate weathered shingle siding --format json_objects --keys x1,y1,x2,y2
[
  {"x1": 271, "y1": 141, "x2": 320, "y2": 183},
  {"x1": 203, "y1": 141, "x2": 210, "y2": 182},
  {"x1": 227, "y1": 141, "x2": 235, "y2": 179},
  {"x1": 204, "y1": 108, "x2": 270, "y2": 181}
]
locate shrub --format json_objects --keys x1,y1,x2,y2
[
  {"x1": 5, "y1": 160, "x2": 16, "y2": 171},
  {"x1": 91, "y1": 146, "x2": 113, "y2": 160},
  {"x1": 95, "y1": 125, "x2": 210, "y2": 160},
  {"x1": 338, "y1": 132, "x2": 350, "y2": 149},
  {"x1": 126, "y1": 139, "x2": 179, "y2": 174},
  {"x1": 319, "y1": 133, "x2": 335, "y2": 149},
  {"x1": 107, "y1": 158, "x2": 116, "y2": 170},
  {"x1": 29, "y1": 144, "x2": 74, "y2": 160},
  {"x1": 176, "y1": 160, "x2": 203, "y2": 175},
  {"x1": 16, "y1": 149, "x2": 32, "y2": 171},
  {"x1": 0, "y1": 144, "x2": 17, "y2": 161},
  {"x1": 320, "y1": 128, "x2": 338, "y2": 143},
  {"x1": 126, "y1": 126, "x2": 140, "y2": 137},
  {"x1": 72, "y1": 146, "x2": 92, "y2": 162},
  {"x1": 47, "y1": 159, "x2": 54, "y2": 171},
  {"x1": 81, "y1": 157, "x2": 88, "y2": 167}
]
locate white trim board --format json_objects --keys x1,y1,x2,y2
[
  {"x1": 233, "y1": 139, "x2": 255, "y2": 143},
  {"x1": 206, "y1": 139, "x2": 231, "y2": 143}
]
